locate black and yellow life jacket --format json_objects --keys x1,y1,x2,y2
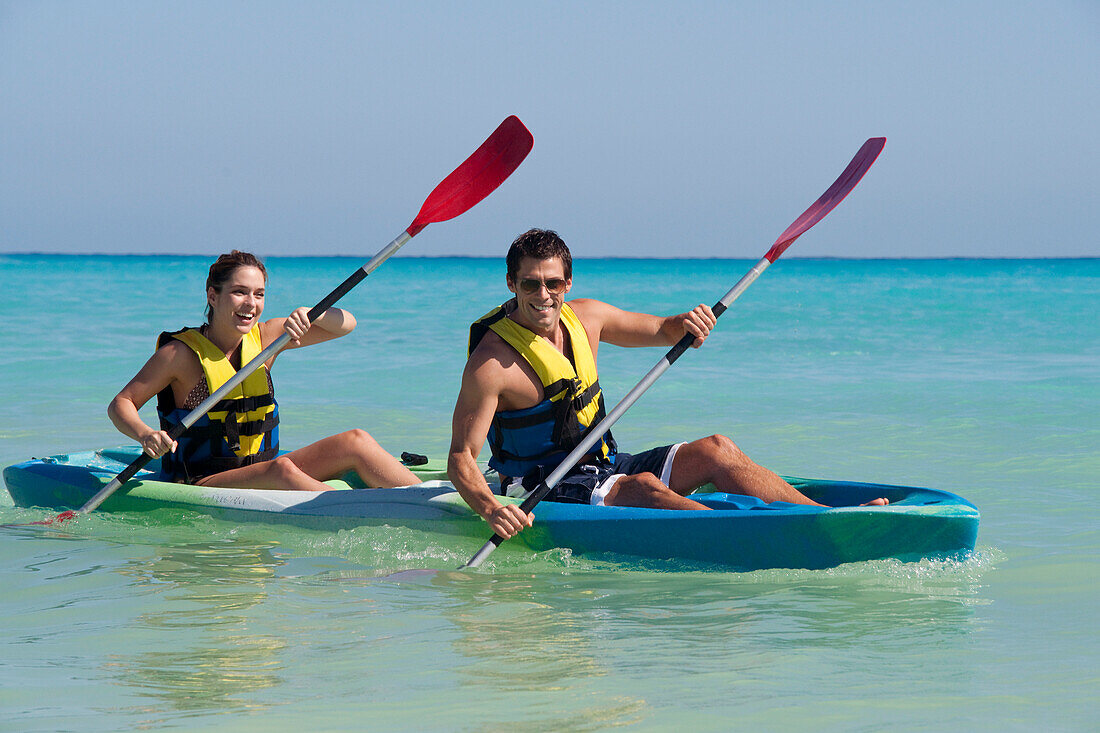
[
  {"x1": 155, "y1": 326, "x2": 279, "y2": 483},
  {"x1": 468, "y1": 300, "x2": 615, "y2": 479}
]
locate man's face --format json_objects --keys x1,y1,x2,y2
[{"x1": 507, "y1": 256, "x2": 572, "y2": 335}]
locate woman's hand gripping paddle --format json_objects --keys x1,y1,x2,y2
[
  {"x1": 461, "y1": 136, "x2": 886, "y2": 569},
  {"x1": 42, "y1": 116, "x2": 534, "y2": 525}
]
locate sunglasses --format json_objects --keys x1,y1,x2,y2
[{"x1": 517, "y1": 277, "x2": 568, "y2": 295}]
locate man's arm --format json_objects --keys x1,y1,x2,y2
[
  {"x1": 569, "y1": 298, "x2": 716, "y2": 350},
  {"x1": 447, "y1": 348, "x2": 534, "y2": 539}
]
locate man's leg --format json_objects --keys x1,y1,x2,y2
[
  {"x1": 602, "y1": 472, "x2": 710, "y2": 510},
  {"x1": 667, "y1": 434, "x2": 827, "y2": 506},
  {"x1": 667, "y1": 435, "x2": 887, "y2": 506}
]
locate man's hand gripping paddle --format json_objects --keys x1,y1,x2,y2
[
  {"x1": 461, "y1": 137, "x2": 886, "y2": 569},
  {"x1": 38, "y1": 116, "x2": 534, "y2": 526}
]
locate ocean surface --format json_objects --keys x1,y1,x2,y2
[{"x1": 0, "y1": 254, "x2": 1096, "y2": 731}]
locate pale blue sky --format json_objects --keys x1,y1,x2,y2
[{"x1": 2, "y1": 1, "x2": 1097, "y2": 258}]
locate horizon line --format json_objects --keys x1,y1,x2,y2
[{"x1": 1, "y1": 252, "x2": 1096, "y2": 262}]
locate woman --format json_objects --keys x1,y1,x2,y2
[{"x1": 108, "y1": 250, "x2": 420, "y2": 491}]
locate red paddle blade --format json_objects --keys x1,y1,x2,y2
[
  {"x1": 0, "y1": 509, "x2": 77, "y2": 530},
  {"x1": 407, "y1": 116, "x2": 534, "y2": 236},
  {"x1": 765, "y1": 137, "x2": 885, "y2": 262},
  {"x1": 32, "y1": 510, "x2": 77, "y2": 526}
]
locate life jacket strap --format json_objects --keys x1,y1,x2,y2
[
  {"x1": 222, "y1": 412, "x2": 280, "y2": 452},
  {"x1": 211, "y1": 393, "x2": 275, "y2": 414},
  {"x1": 489, "y1": 441, "x2": 573, "y2": 465}
]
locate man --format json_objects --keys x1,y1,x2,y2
[{"x1": 448, "y1": 229, "x2": 883, "y2": 540}]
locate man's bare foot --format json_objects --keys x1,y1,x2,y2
[{"x1": 861, "y1": 497, "x2": 889, "y2": 506}]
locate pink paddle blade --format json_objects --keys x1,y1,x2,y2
[
  {"x1": 407, "y1": 116, "x2": 534, "y2": 236},
  {"x1": 765, "y1": 137, "x2": 885, "y2": 262}
]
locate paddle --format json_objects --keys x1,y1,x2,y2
[
  {"x1": 461, "y1": 136, "x2": 886, "y2": 569},
  {"x1": 46, "y1": 116, "x2": 534, "y2": 524}
]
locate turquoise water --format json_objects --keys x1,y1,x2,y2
[{"x1": 1, "y1": 254, "x2": 1096, "y2": 730}]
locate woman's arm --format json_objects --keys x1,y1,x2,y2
[
  {"x1": 262, "y1": 306, "x2": 357, "y2": 352},
  {"x1": 107, "y1": 344, "x2": 184, "y2": 458}
]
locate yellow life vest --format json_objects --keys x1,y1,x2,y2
[
  {"x1": 155, "y1": 326, "x2": 280, "y2": 482},
  {"x1": 469, "y1": 300, "x2": 615, "y2": 478}
]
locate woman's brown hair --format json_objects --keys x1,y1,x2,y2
[{"x1": 205, "y1": 250, "x2": 267, "y2": 322}]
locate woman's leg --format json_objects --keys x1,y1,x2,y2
[
  {"x1": 196, "y1": 454, "x2": 332, "y2": 491},
  {"x1": 197, "y1": 429, "x2": 419, "y2": 490},
  {"x1": 279, "y1": 429, "x2": 420, "y2": 487}
]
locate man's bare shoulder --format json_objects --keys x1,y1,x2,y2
[
  {"x1": 564, "y1": 297, "x2": 614, "y2": 322},
  {"x1": 566, "y1": 297, "x2": 627, "y2": 337},
  {"x1": 464, "y1": 328, "x2": 545, "y2": 411},
  {"x1": 466, "y1": 330, "x2": 525, "y2": 377},
  {"x1": 564, "y1": 297, "x2": 607, "y2": 315}
]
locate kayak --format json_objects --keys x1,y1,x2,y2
[{"x1": 3, "y1": 446, "x2": 980, "y2": 570}]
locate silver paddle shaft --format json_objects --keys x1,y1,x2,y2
[
  {"x1": 539, "y1": 256, "x2": 771, "y2": 492},
  {"x1": 463, "y1": 255, "x2": 773, "y2": 568},
  {"x1": 79, "y1": 230, "x2": 414, "y2": 513}
]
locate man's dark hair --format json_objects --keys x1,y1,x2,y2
[{"x1": 506, "y1": 228, "x2": 572, "y2": 282}]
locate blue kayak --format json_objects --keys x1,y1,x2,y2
[{"x1": 3, "y1": 446, "x2": 980, "y2": 570}]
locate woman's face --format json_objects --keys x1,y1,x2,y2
[{"x1": 207, "y1": 265, "x2": 266, "y2": 334}]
